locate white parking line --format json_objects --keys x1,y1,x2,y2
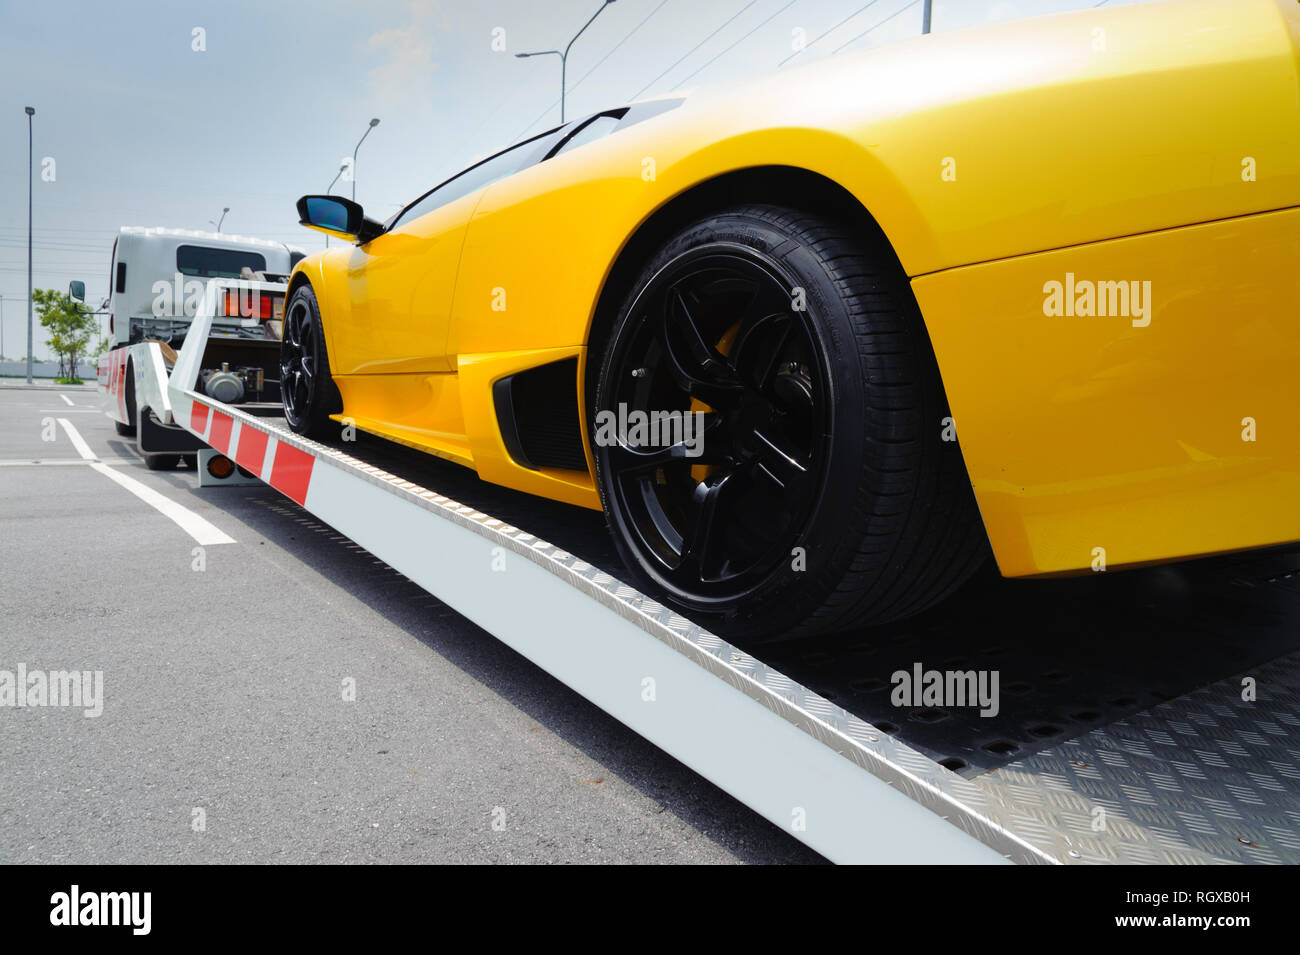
[
  {"x1": 56, "y1": 417, "x2": 235, "y2": 546},
  {"x1": 59, "y1": 394, "x2": 74, "y2": 406},
  {"x1": 0, "y1": 459, "x2": 126, "y2": 467},
  {"x1": 57, "y1": 417, "x2": 99, "y2": 460}
]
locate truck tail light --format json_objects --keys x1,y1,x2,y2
[{"x1": 223, "y1": 291, "x2": 278, "y2": 321}]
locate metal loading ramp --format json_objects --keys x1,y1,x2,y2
[{"x1": 153, "y1": 282, "x2": 1300, "y2": 864}]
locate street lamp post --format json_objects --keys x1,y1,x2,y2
[
  {"x1": 211, "y1": 207, "x2": 229, "y2": 232},
  {"x1": 327, "y1": 162, "x2": 347, "y2": 194},
  {"x1": 1, "y1": 293, "x2": 5, "y2": 361},
  {"x1": 516, "y1": 0, "x2": 617, "y2": 124},
  {"x1": 351, "y1": 118, "x2": 380, "y2": 203},
  {"x1": 515, "y1": 49, "x2": 563, "y2": 118},
  {"x1": 25, "y1": 106, "x2": 35, "y2": 385},
  {"x1": 324, "y1": 163, "x2": 348, "y2": 247}
]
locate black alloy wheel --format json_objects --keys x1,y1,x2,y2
[
  {"x1": 280, "y1": 284, "x2": 341, "y2": 437},
  {"x1": 601, "y1": 247, "x2": 829, "y2": 604}
]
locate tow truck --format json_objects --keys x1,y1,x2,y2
[
  {"x1": 99, "y1": 276, "x2": 1300, "y2": 865},
  {"x1": 98, "y1": 227, "x2": 299, "y2": 470}
]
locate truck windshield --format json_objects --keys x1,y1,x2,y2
[{"x1": 177, "y1": 245, "x2": 267, "y2": 279}]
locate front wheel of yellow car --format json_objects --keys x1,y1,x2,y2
[
  {"x1": 592, "y1": 204, "x2": 988, "y2": 641},
  {"x1": 280, "y1": 284, "x2": 342, "y2": 438}
]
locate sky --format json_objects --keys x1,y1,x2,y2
[{"x1": 0, "y1": 0, "x2": 1143, "y2": 358}]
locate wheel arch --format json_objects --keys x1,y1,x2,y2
[
  {"x1": 285, "y1": 266, "x2": 312, "y2": 304},
  {"x1": 582, "y1": 164, "x2": 910, "y2": 407}
]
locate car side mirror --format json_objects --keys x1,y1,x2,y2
[
  {"x1": 296, "y1": 195, "x2": 384, "y2": 244},
  {"x1": 68, "y1": 280, "x2": 85, "y2": 302}
]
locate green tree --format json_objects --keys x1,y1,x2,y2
[{"x1": 33, "y1": 289, "x2": 96, "y2": 383}]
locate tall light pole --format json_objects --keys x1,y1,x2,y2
[
  {"x1": 324, "y1": 163, "x2": 348, "y2": 247},
  {"x1": 1, "y1": 293, "x2": 5, "y2": 361},
  {"x1": 351, "y1": 118, "x2": 380, "y2": 203},
  {"x1": 327, "y1": 162, "x2": 347, "y2": 194},
  {"x1": 515, "y1": 49, "x2": 562, "y2": 118},
  {"x1": 25, "y1": 106, "x2": 35, "y2": 385},
  {"x1": 516, "y1": 0, "x2": 617, "y2": 124},
  {"x1": 210, "y1": 206, "x2": 229, "y2": 232}
]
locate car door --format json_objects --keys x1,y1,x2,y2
[
  {"x1": 336, "y1": 131, "x2": 567, "y2": 376},
  {"x1": 335, "y1": 192, "x2": 475, "y2": 375}
]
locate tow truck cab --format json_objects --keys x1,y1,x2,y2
[
  {"x1": 107, "y1": 227, "x2": 301, "y2": 349},
  {"x1": 99, "y1": 228, "x2": 302, "y2": 468}
]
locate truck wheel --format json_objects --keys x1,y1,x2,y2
[
  {"x1": 115, "y1": 361, "x2": 137, "y2": 436},
  {"x1": 281, "y1": 284, "x2": 342, "y2": 438},
  {"x1": 144, "y1": 453, "x2": 181, "y2": 471},
  {"x1": 592, "y1": 204, "x2": 988, "y2": 641}
]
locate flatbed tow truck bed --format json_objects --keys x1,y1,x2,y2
[{"x1": 110, "y1": 279, "x2": 1300, "y2": 864}]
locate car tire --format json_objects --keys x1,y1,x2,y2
[
  {"x1": 592, "y1": 204, "x2": 988, "y2": 641},
  {"x1": 280, "y1": 284, "x2": 342, "y2": 438}
]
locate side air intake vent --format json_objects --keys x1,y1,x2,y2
[{"x1": 493, "y1": 357, "x2": 587, "y2": 472}]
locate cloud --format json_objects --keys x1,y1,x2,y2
[{"x1": 366, "y1": 0, "x2": 445, "y2": 103}]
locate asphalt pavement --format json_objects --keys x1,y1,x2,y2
[{"x1": 0, "y1": 386, "x2": 822, "y2": 864}]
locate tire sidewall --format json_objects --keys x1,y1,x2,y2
[{"x1": 281, "y1": 284, "x2": 336, "y2": 435}]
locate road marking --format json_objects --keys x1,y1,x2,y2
[
  {"x1": 57, "y1": 417, "x2": 99, "y2": 460},
  {"x1": 59, "y1": 394, "x2": 74, "y2": 406},
  {"x1": 0, "y1": 459, "x2": 126, "y2": 467},
  {"x1": 56, "y1": 418, "x2": 235, "y2": 546}
]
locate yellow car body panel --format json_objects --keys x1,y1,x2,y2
[
  {"x1": 291, "y1": 0, "x2": 1300, "y2": 571},
  {"x1": 913, "y1": 206, "x2": 1300, "y2": 578}
]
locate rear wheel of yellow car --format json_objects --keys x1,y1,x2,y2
[
  {"x1": 281, "y1": 284, "x2": 342, "y2": 438},
  {"x1": 592, "y1": 204, "x2": 988, "y2": 641}
]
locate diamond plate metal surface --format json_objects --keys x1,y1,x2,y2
[{"x1": 184, "y1": 390, "x2": 1300, "y2": 864}]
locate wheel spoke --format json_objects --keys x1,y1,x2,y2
[
  {"x1": 661, "y1": 290, "x2": 744, "y2": 410},
  {"x1": 680, "y1": 471, "x2": 739, "y2": 577},
  {"x1": 751, "y1": 315, "x2": 795, "y2": 393},
  {"x1": 670, "y1": 290, "x2": 727, "y2": 373},
  {"x1": 286, "y1": 304, "x2": 304, "y2": 348},
  {"x1": 749, "y1": 427, "x2": 810, "y2": 493}
]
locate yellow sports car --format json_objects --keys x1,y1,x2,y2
[{"x1": 283, "y1": 0, "x2": 1300, "y2": 640}]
